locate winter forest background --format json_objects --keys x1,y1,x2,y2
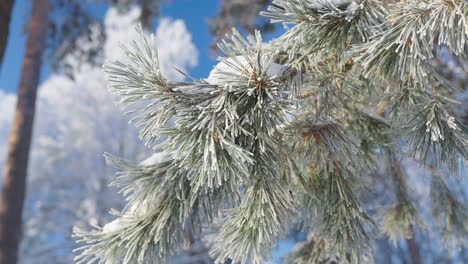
[
  {"x1": 0, "y1": 1, "x2": 284, "y2": 262},
  {"x1": 0, "y1": 0, "x2": 467, "y2": 263}
]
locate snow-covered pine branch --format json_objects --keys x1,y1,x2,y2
[{"x1": 73, "y1": 0, "x2": 468, "y2": 263}]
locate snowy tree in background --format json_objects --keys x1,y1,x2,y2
[
  {"x1": 0, "y1": 7, "x2": 198, "y2": 263},
  {"x1": 0, "y1": 91, "x2": 16, "y2": 170},
  {"x1": 74, "y1": 0, "x2": 467, "y2": 263},
  {"x1": 209, "y1": 0, "x2": 274, "y2": 50}
]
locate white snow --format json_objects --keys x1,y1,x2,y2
[
  {"x1": 102, "y1": 218, "x2": 123, "y2": 233},
  {"x1": 309, "y1": 0, "x2": 357, "y2": 11},
  {"x1": 0, "y1": 90, "x2": 15, "y2": 176},
  {"x1": 102, "y1": 200, "x2": 151, "y2": 234},
  {"x1": 139, "y1": 151, "x2": 172, "y2": 166},
  {"x1": 155, "y1": 18, "x2": 199, "y2": 81},
  {"x1": 105, "y1": 7, "x2": 198, "y2": 81},
  {"x1": 266, "y1": 62, "x2": 288, "y2": 78},
  {"x1": 206, "y1": 56, "x2": 287, "y2": 85},
  {"x1": 0, "y1": 6, "x2": 199, "y2": 262},
  {"x1": 345, "y1": 1, "x2": 358, "y2": 12}
]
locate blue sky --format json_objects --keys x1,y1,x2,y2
[
  {"x1": 0, "y1": 0, "x2": 226, "y2": 93},
  {"x1": 0, "y1": 0, "x2": 283, "y2": 94},
  {"x1": 0, "y1": 0, "x2": 29, "y2": 92}
]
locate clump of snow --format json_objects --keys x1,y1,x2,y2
[
  {"x1": 127, "y1": 202, "x2": 149, "y2": 217},
  {"x1": 102, "y1": 218, "x2": 123, "y2": 233},
  {"x1": 206, "y1": 56, "x2": 288, "y2": 85},
  {"x1": 266, "y1": 62, "x2": 288, "y2": 78},
  {"x1": 102, "y1": 200, "x2": 152, "y2": 234},
  {"x1": 205, "y1": 57, "x2": 247, "y2": 85},
  {"x1": 139, "y1": 151, "x2": 172, "y2": 166},
  {"x1": 345, "y1": 1, "x2": 358, "y2": 12}
]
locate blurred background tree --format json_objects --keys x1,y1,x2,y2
[
  {"x1": 208, "y1": 0, "x2": 274, "y2": 50},
  {"x1": 0, "y1": 0, "x2": 15, "y2": 68},
  {"x1": 0, "y1": 1, "x2": 163, "y2": 262}
]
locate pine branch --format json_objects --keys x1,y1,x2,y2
[
  {"x1": 74, "y1": 28, "x2": 300, "y2": 263},
  {"x1": 431, "y1": 173, "x2": 468, "y2": 246},
  {"x1": 399, "y1": 96, "x2": 467, "y2": 175},
  {"x1": 262, "y1": 0, "x2": 387, "y2": 69},
  {"x1": 355, "y1": 0, "x2": 468, "y2": 83},
  {"x1": 72, "y1": 1, "x2": 468, "y2": 262}
]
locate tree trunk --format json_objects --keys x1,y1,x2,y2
[
  {"x1": 387, "y1": 155, "x2": 421, "y2": 264},
  {"x1": 406, "y1": 232, "x2": 421, "y2": 264},
  {"x1": 0, "y1": 0, "x2": 49, "y2": 263},
  {"x1": 0, "y1": 0, "x2": 15, "y2": 68}
]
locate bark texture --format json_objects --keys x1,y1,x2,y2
[
  {"x1": 407, "y1": 234, "x2": 421, "y2": 264},
  {"x1": 0, "y1": 0, "x2": 50, "y2": 263},
  {"x1": 0, "y1": 0, "x2": 15, "y2": 67}
]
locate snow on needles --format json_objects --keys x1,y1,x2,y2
[
  {"x1": 0, "y1": 7, "x2": 199, "y2": 262},
  {"x1": 206, "y1": 56, "x2": 287, "y2": 85},
  {"x1": 139, "y1": 151, "x2": 172, "y2": 166}
]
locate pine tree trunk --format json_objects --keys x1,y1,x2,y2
[
  {"x1": 139, "y1": 0, "x2": 152, "y2": 28},
  {"x1": 0, "y1": 0, "x2": 49, "y2": 263},
  {"x1": 0, "y1": 0, "x2": 15, "y2": 68},
  {"x1": 406, "y1": 233, "x2": 421, "y2": 264}
]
